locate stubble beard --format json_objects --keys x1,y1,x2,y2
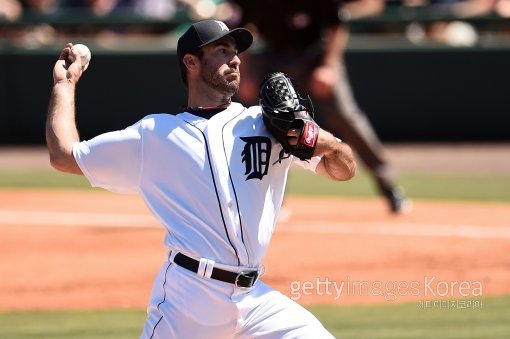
[{"x1": 200, "y1": 63, "x2": 239, "y2": 97}]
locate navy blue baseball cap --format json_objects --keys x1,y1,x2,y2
[{"x1": 177, "y1": 20, "x2": 253, "y2": 64}]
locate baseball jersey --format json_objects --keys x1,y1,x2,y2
[{"x1": 73, "y1": 103, "x2": 319, "y2": 268}]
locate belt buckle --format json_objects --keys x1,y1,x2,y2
[{"x1": 234, "y1": 271, "x2": 258, "y2": 289}]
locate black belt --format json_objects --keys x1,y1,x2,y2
[{"x1": 173, "y1": 252, "x2": 259, "y2": 288}]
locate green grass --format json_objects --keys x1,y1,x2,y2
[
  {"x1": 287, "y1": 168, "x2": 510, "y2": 202},
  {"x1": 0, "y1": 169, "x2": 91, "y2": 189},
  {"x1": 311, "y1": 296, "x2": 510, "y2": 338},
  {"x1": 0, "y1": 309, "x2": 145, "y2": 339},
  {"x1": 0, "y1": 296, "x2": 508, "y2": 338},
  {"x1": 1, "y1": 168, "x2": 510, "y2": 202}
]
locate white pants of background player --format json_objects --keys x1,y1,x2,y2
[{"x1": 140, "y1": 253, "x2": 334, "y2": 338}]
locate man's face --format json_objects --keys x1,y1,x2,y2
[{"x1": 198, "y1": 37, "x2": 240, "y2": 96}]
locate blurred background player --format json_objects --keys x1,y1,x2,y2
[{"x1": 229, "y1": 0, "x2": 411, "y2": 213}]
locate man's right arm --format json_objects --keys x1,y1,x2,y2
[{"x1": 46, "y1": 43, "x2": 87, "y2": 175}]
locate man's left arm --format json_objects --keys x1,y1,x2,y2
[{"x1": 313, "y1": 129, "x2": 356, "y2": 181}]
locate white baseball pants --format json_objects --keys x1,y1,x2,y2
[{"x1": 140, "y1": 255, "x2": 334, "y2": 338}]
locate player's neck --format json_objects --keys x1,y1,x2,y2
[
  {"x1": 184, "y1": 97, "x2": 231, "y2": 111},
  {"x1": 186, "y1": 89, "x2": 232, "y2": 111},
  {"x1": 187, "y1": 80, "x2": 234, "y2": 110}
]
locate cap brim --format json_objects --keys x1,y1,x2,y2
[{"x1": 199, "y1": 28, "x2": 253, "y2": 54}]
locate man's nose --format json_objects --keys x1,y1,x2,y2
[{"x1": 230, "y1": 54, "x2": 241, "y2": 66}]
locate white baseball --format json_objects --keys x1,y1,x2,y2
[{"x1": 69, "y1": 44, "x2": 91, "y2": 67}]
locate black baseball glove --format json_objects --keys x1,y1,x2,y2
[{"x1": 259, "y1": 72, "x2": 319, "y2": 161}]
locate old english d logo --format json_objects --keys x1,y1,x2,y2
[
  {"x1": 241, "y1": 136, "x2": 271, "y2": 180},
  {"x1": 215, "y1": 20, "x2": 229, "y2": 31}
]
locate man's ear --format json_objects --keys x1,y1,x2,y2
[{"x1": 183, "y1": 54, "x2": 199, "y2": 71}]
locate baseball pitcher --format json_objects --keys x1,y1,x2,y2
[{"x1": 46, "y1": 20, "x2": 356, "y2": 338}]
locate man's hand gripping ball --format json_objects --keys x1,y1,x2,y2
[{"x1": 259, "y1": 72, "x2": 319, "y2": 161}]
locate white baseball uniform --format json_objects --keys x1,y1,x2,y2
[{"x1": 73, "y1": 102, "x2": 334, "y2": 338}]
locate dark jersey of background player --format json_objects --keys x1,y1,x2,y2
[
  {"x1": 243, "y1": 0, "x2": 340, "y2": 53},
  {"x1": 230, "y1": 0, "x2": 411, "y2": 213}
]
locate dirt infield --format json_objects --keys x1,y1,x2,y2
[
  {"x1": 1, "y1": 144, "x2": 509, "y2": 311},
  {"x1": 1, "y1": 189, "x2": 509, "y2": 311}
]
